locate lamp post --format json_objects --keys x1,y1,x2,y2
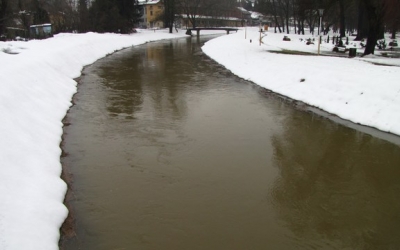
[
  {"x1": 259, "y1": 17, "x2": 263, "y2": 46},
  {"x1": 317, "y1": 9, "x2": 324, "y2": 55},
  {"x1": 245, "y1": 19, "x2": 247, "y2": 39}
]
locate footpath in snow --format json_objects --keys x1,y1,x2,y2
[{"x1": 0, "y1": 28, "x2": 399, "y2": 249}]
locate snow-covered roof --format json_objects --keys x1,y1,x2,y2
[
  {"x1": 250, "y1": 11, "x2": 263, "y2": 19},
  {"x1": 137, "y1": 0, "x2": 161, "y2": 5},
  {"x1": 179, "y1": 14, "x2": 241, "y2": 21},
  {"x1": 30, "y1": 23, "x2": 52, "y2": 28},
  {"x1": 237, "y1": 7, "x2": 251, "y2": 14}
]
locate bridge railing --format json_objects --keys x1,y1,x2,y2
[{"x1": 185, "y1": 27, "x2": 239, "y2": 36}]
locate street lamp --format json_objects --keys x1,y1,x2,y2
[
  {"x1": 244, "y1": 19, "x2": 247, "y2": 39},
  {"x1": 259, "y1": 16, "x2": 263, "y2": 46},
  {"x1": 317, "y1": 9, "x2": 324, "y2": 55}
]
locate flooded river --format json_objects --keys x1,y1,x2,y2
[{"x1": 61, "y1": 36, "x2": 400, "y2": 250}]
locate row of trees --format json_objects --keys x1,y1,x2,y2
[
  {"x1": 79, "y1": 0, "x2": 138, "y2": 33},
  {"x1": 1, "y1": 0, "x2": 79, "y2": 35},
  {"x1": 164, "y1": 0, "x2": 399, "y2": 54},
  {"x1": 253, "y1": 0, "x2": 399, "y2": 38},
  {"x1": 1, "y1": 0, "x2": 399, "y2": 54},
  {"x1": 164, "y1": 0, "x2": 239, "y2": 33},
  {"x1": 252, "y1": 0, "x2": 400, "y2": 54},
  {"x1": 0, "y1": 0, "x2": 246, "y2": 35},
  {"x1": 0, "y1": 0, "x2": 141, "y2": 35}
]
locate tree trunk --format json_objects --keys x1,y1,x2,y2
[
  {"x1": 0, "y1": 0, "x2": 9, "y2": 35},
  {"x1": 387, "y1": 0, "x2": 400, "y2": 39},
  {"x1": 355, "y1": 0, "x2": 369, "y2": 40},
  {"x1": 363, "y1": 21, "x2": 379, "y2": 55},
  {"x1": 391, "y1": 23, "x2": 397, "y2": 39},
  {"x1": 271, "y1": 0, "x2": 282, "y2": 33},
  {"x1": 339, "y1": 0, "x2": 346, "y2": 37},
  {"x1": 363, "y1": 0, "x2": 385, "y2": 55},
  {"x1": 78, "y1": 0, "x2": 89, "y2": 32},
  {"x1": 164, "y1": 0, "x2": 175, "y2": 33},
  {"x1": 286, "y1": 16, "x2": 289, "y2": 34}
]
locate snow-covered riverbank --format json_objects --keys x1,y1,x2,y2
[
  {"x1": 1, "y1": 28, "x2": 399, "y2": 249},
  {"x1": 202, "y1": 28, "x2": 400, "y2": 135},
  {"x1": 0, "y1": 30, "x2": 190, "y2": 250}
]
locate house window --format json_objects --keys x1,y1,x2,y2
[{"x1": 150, "y1": 11, "x2": 153, "y2": 16}]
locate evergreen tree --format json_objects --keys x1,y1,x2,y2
[
  {"x1": 0, "y1": 0, "x2": 9, "y2": 35},
  {"x1": 164, "y1": 0, "x2": 176, "y2": 33},
  {"x1": 78, "y1": 0, "x2": 89, "y2": 32},
  {"x1": 32, "y1": 0, "x2": 50, "y2": 24},
  {"x1": 355, "y1": 0, "x2": 369, "y2": 40},
  {"x1": 89, "y1": 0, "x2": 139, "y2": 33}
]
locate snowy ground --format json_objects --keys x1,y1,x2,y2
[
  {"x1": 203, "y1": 27, "x2": 400, "y2": 135},
  {"x1": 0, "y1": 27, "x2": 399, "y2": 249},
  {"x1": 0, "y1": 29, "x2": 191, "y2": 250}
]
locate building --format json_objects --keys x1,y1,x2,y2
[
  {"x1": 30, "y1": 23, "x2": 52, "y2": 39},
  {"x1": 137, "y1": 0, "x2": 164, "y2": 29},
  {"x1": 235, "y1": 7, "x2": 252, "y2": 25},
  {"x1": 136, "y1": 0, "x2": 260, "y2": 29},
  {"x1": 177, "y1": 15, "x2": 243, "y2": 29}
]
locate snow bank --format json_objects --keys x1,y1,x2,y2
[
  {"x1": 0, "y1": 30, "x2": 187, "y2": 250},
  {"x1": 202, "y1": 28, "x2": 400, "y2": 135},
  {"x1": 1, "y1": 27, "x2": 399, "y2": 249}
]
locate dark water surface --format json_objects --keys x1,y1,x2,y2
[{"x1": 62, "y1": 36, "x2": 400, "y2": 250}]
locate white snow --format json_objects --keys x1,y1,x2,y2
[
  {"x1": 0, "y1": 29, "x2": 189, "y2": 250},
  {"x1": 0, "y1": 27, "x2": 399, "y2": 249},
  {"x1": 202, "y1": 27, "x2": 400, "y2": 135}
]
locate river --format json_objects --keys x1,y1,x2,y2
[{"x1": 61, "y1": 35, "x2": 400, "y2": 250}]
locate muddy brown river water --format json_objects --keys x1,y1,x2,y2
[{"x1": 61, "y1": 36, "x2": 400, "y2": 250}]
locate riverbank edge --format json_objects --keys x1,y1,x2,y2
[
  {"x1": 56, "y1": 40, "x2": 183, "y2": 249},
  {"x1": 202, "y1": 32, "x2": 400, "y2": 140},
  {"x1": 56, "y1": 34, "x2": 208, "y2": 248},
  {"x1": 57, "y1": 32, "x2": 400, "y2": 248},
  {"x1": 58, "y1": 74, "x2": 82, "y2": 249},
  {"x1": 201, "y1": 48, "x2": 400, "y2": 145}
]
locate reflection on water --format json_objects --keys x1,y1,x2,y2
[
  {"x1": 62, "y1": 36, "x2": 400, "y2": 250},
  {"x1": 272, "y1": 112, "x2": 400, "y2": 249}
]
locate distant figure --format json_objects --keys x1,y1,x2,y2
[{"x1": 338, "y1": 38, "x2": 344, "y2": 47}]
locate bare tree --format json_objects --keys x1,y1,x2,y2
[
  {"x1": 271, "y1": 0, "x2": 283, "y2": 33},
  {"x1": 177, "y1": 0, "x2": 218, "y2": 28},
  {"x1": 277, "y1": 0, "x2": 291, "y2": 34}
]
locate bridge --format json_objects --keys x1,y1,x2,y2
[{"x1": 185, "y1": 27, "x2": 239, "y2": 36}]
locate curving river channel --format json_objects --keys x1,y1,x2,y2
[{"x1": 61, "y1": 36, "x2": 400, "y2": 250}]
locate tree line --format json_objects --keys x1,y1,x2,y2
[
  {"x1": 1, "y1": 0, "x2": 399, "y2": 55},
  {"x1": 1, "y1": 0, "x2": 74, "y2": 35},
  {"x1": 164, "y1": 0, "x2": 399, "y2": 54},
  {"x1": 0, "y1": 0, "x2": 142, "y2": 35},
  {"x1": 253, "y1": 0, "x2": 400, "y2": 54}
]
